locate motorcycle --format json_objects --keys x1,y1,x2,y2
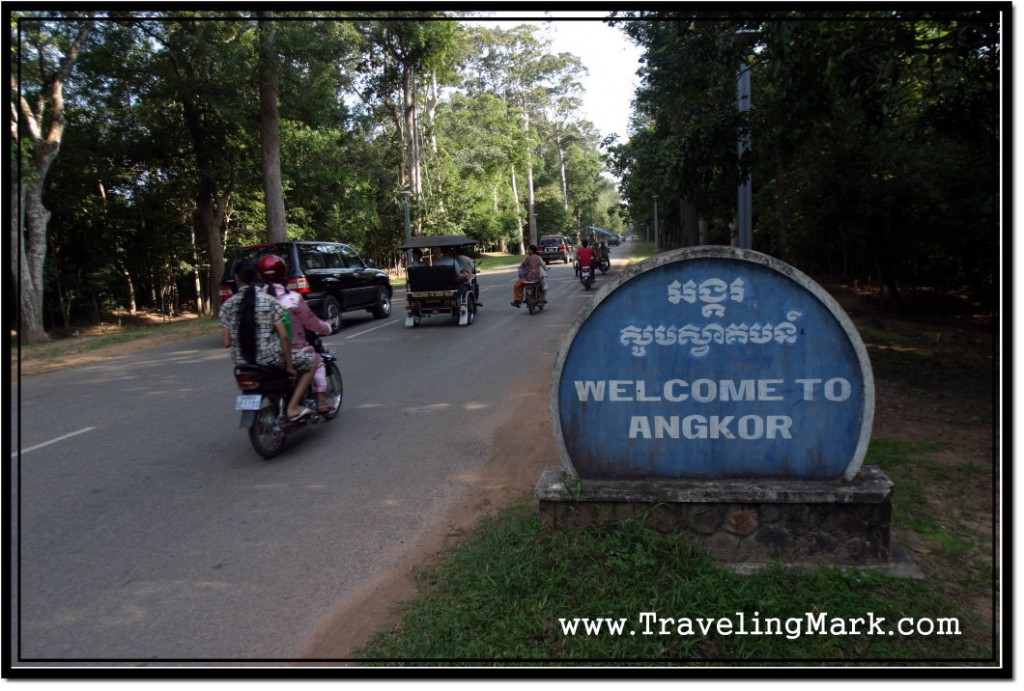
[
  {"x1": 523, "y1": 281, "x2": 546, "y2": 315},
  {"x1": 579, "y1": 264, "x2": 594, "y2": 291},
  {"x1": 597, "y1": 251, "x2": 611, "y2": 275},
  {"x1": 232, "y1": 336, "x2": 343, "y2": 458}
]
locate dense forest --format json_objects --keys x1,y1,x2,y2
[
  {"x1": 609, "y1": 9, "x2": 1000, "y2": 311},
  {"x1": 11, "y1": 9, "x2": 1002, "y2": 342}
]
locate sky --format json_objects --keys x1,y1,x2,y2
[{"x1": 471, "y1": 11, "x2": 644, "y2": 144}]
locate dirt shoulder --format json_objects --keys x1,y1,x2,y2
[{"x1": 12, "y1": 313, "x2": 219, "y2": 378}]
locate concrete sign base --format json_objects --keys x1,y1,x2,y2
[{"x1": 535, "y1": 465, "x2": 916, "y2": 574}]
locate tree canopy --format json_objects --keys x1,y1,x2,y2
[
  {"x1": 11, "y1": 12, "x2": 617, "y2": 337},
  {"x1": 608, "y1": 8, "x2": 1001, "y2": 309},
  {"x1": 11, "y1": 10, "x2": 1001, "y2": 339}
]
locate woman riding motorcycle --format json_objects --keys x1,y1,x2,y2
[{"x1": 219, "y1": 259, "x2": 315, "y2": 421}]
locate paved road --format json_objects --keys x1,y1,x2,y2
[{"x1": 11, "y1": 249, "x2": 630, "y2": 664}]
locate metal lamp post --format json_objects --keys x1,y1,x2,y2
[
  {"x1": 400, "y1": 189, "x2": 412, "y2": 263},
  {"x1": 652, "y1": 195, "x2": 659, "y2": 250},
  {"x1": 734, "y1": 29, "x2": 759, "y2": 250}
]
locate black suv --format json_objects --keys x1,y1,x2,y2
[
  {"x1": 538, "y1": 234, "x2": 575, "y2": 264},
  {"x1": 219, "y1": 241, "x2": 392, "y2": 333}
]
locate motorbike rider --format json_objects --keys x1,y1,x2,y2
[
  {"x1": 511, "y1": 244, "x2": 547, "y2": 307},
  {"x1": 257, "y1": 254, "x2": 334, "y2": 414},
  {"x1": 577, "y1": 239, "x2": 596, "y2": 280},
  {"x1": 597, "y1": 241, "x2": 611, "y2": 270},
  {"x1": 219, "y1": 259, "x2": 316, "y2": 421}
]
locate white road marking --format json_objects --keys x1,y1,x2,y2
[
  {"x1": 344, "y1": 319, "x2": 399, "y2": 340},
  {"x1": 14, "y1": 427, "x2": 97, "y2": 457}
]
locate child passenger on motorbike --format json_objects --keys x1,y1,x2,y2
[
  {"x1": 511, "y1": 244, "x2": 547, "y2": 308},
  {"x1": 219, "y1": 259, "x2": 315, "y2": 421},
  {"x1": 257, "y1": 254, "x2": 334, "y2": 414}
]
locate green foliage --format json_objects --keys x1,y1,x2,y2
[
  {"x1": 608, "y1": 10, "x2": 999, "y2": 306},
  {"x1": 22, "y1": 14, "x2": 619, "y2": 323},
  {"x1": 358, "y1": 498, "x2": 988, "y2": 663}
]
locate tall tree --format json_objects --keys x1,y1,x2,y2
[
  {"x1": 353, "y1": 14, "x2": 461, "y2": 236},
  {"x1": 464, "y1": 24, "x2": 586, "y2": 247},
  {"x1": 132, "y1": 15, "x2": 257, "y2": 313},
  {"x1": 11, "y1": 13, "x2": 94, "y2": 342},
  {"x1": 257, "y1": 10, "x2": 287, "y2": 243}
]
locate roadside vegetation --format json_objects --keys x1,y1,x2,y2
[{"x1": 357, "y1": 497, "x2": 986, "y2": 664}]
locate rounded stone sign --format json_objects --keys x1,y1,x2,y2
[{"x1": 551, "y1": 247, "x2": 874, "y2": 481}]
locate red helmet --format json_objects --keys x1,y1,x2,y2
[{"x1": 257, "y1": 254, "x2": 287, "y2": 283}]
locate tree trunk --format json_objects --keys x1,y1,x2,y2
[
  {"x1": 774, "y1": 160, "x2": 790, "y2": 261},
  {"x1": 403, "y1": 61, "x2": 421, "y2": 229},
  {"x1": 178, "y1": 86, "x2": 233, "y2": 309},
  {"x1": 258, "y1": 11, "x2": 287, "y2": 243},
  {"x1": 12, "y1": 20, "x2": 94, "y2": 343},
  {"x1": 510, "y1": 166, "x2": 525, "y2": 254},
  {"x1": 198, "y1": 187, "x2": 230, "y2": 309},
  {"x1": 426, "y1": 72, "x2": 439, "y2": 155},
  {"x1": 15, "y1": 172, "x2": 50, "y2": 342},
  {"x1": 190, "y1": 223, "x2": 206, "y2": 315},
  {"x1": 557, "y1": 136, "x2": 568, "y2": 212},
  {"x1": 117, "y1": 260, "x2": 137, "y2": 315},
  {"x1": 680, "y1": 198, "x2": 699, "y2": 247},
  {"x1": 523, "y1": 110, "x2": 537, "y2": 245}
]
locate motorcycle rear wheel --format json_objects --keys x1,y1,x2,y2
[
  {"x1": 322, "y1": 361, "x2": 343, "y2": 420},
  {"x1": 249, "y1": 395, "x2": 287, "y2": 459}
]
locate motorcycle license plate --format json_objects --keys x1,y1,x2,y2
[{"x1": 235, "y1": 394, "x2": 263, "y2": 411}]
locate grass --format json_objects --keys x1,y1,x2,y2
[
  {"x1": 626, "y1": 242, "x2": 658, "y2": 265},
  {"x1": 866, "y1": 438, "x2": 992, "y2": 590},
  {"x1": 475, "y1": 253, "x2": 525, "y2": 271},
  {"x1": 357, "y1": 495, "x2": 989, "y2": 665}
]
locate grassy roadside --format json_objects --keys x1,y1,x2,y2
[
  {"x1": 355, "y1": 244, "x2": 998, "y2": 666},
  {"x1": 357, "y1": 497, "x2": 985, "y2": 664},
  {"x1": 12, "y1": 313, "x2": 221, "y2": 377}
]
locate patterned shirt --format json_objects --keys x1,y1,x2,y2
[
  {"x1": 218, "y1": 288, "x2": 287, "y2": 367},
  {"x1": 521, "y1": 254, "x2": 545, "y2": 282}
]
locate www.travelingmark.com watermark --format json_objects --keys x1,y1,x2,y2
[{"x1": 558, "y1": 612, "x2": 962, "y2": 641}]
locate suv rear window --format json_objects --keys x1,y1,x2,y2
[{"x1": 540, "y1": 236, "x2": 563, "y2": 244}]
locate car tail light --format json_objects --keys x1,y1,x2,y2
[
  {"x1": 561, "y1": 245, "x2": 568, "y2": 251},
  {"x1": 234, "y1": 373, "x2": 262, "y2": 391},
  {"x1": 288, "y1": 277, "x2": 311, "y2": 294},
  {"x1": 218, "y1": 285, "x2": 235, "y2": 303}
]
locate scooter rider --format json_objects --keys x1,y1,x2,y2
[
  {"x1": 219, "y1": 259, "x2": 316, "y2": 421},
  {"x1": 257, "y1": 254, "x2": 334, "y2": 414},
  {"x1": 597, "y1": 241, "x2": 611, "y2": 271},
  {"x1": 511, "y1": 244, "x2": 547, "y2": 308},
  {"x1": 577, "y1": 239, "x2": 595, "y2": 280}
]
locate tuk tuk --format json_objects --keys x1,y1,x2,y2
[{"x1": 400, "y1": 235, "x2": 481, "y2": 327}]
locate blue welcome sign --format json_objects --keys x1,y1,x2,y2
[{"x1": 551, "y1": 247, "x2": 874, "y2": 481}]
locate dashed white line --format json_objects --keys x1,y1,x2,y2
[
  {"x1": 344, "y1": 319, "x2": 400, "y2": 340},
  {"x1": 14, "y1": 427, "x2": 97, "y2": 457}
]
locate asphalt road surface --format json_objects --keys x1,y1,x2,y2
[{"x1": 12, "y1": 249, "x2": 629, "y2": 665}]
